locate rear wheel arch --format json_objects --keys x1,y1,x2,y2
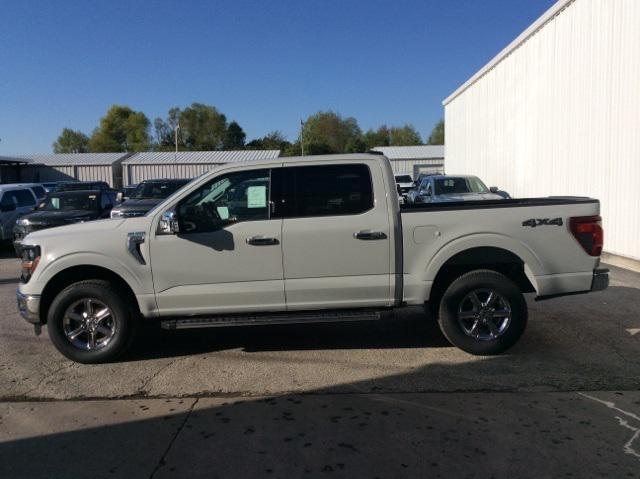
[
  {"x1": 428, "y1": 247, "x2": 536, "y2": 312},
  {"x1": 40, "y1": 265, "x2": 140, "y2": 324}
]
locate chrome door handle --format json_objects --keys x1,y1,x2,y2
[
  {"x1": 354, "y1": 230, "x2": 387, "y2": 240},
  {"x1": 246, "y1": 235, "x2": 280, "y2": 246}
]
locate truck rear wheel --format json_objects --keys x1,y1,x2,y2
[
  {"x1": 437, "y1": 269, "x2": 527, "y2": 355},
  {"x1": 47, "y1": 280, "x2": 136, "y2": 364}
]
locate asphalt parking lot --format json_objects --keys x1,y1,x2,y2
[{"x1": 1, "y1": 248, "x2": 639, "y2": 478}]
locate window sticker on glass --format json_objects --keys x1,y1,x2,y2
[
  {"x1": 246, "y1": 185, "x2": 267, "y2": 208},
  {"x1": 217, "y1": 206, "x2": 229, "y2": 219}
]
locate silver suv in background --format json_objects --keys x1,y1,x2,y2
[{"x1": 406, "y1": 174, "x2": 507, "y2": 204}]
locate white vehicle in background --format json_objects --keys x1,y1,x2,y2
[
  {"x1": 17, "y1": 153, "x2": 607, "y2": 363},
  {"x1": 0, "y1": 185, "x2": 38, "y2": 242},
  {"x1": 406, "y1": 174, "x2": 507, "y2": 204},
  {"x1": 394, "y1": 172, "x2": 414, "y2": 204}
]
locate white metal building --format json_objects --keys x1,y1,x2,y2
[
  {"x1": 14, "y1": 153, "x2": 131, "y2": 188},
  {"x1": 444, "y1": 0, "x2": 640, "y2": 261},
  {"x1": 371, "y1": 145, "x2": 445, "y2": 178},
  {"x1": 122, "y1": 150, "x2": 281, "y2": 185}
]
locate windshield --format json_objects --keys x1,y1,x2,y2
[
  {"x1": 131, "y1": 181, "x2": 188, "y2": 199},
  {"x1": 395, "y1": 175, "x2": 413, "y2": 183},
  {"x1": 43, "y1": 192, "x2": 100, "y2": 211},
  {"x1": 434, "y1": 177, "x2": 488, "y2": 195}
]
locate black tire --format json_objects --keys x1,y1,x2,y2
[
  {"x1": 437, "y1": 269, "x2": 527, "y2": 355},
  {"x1": 47, "y1": 280, "x2": 136, "y2": 364}
]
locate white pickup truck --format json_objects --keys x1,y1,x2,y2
[{"x1": 17, "y1": 153, "x2": 608, "y2": 363}]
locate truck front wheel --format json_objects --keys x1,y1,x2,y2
[
  {"x1": 437, "y1": 270, "x2": 527, "y2": 355},
  {"x1": 47, "y1": 280, "x2": 136, "y2": 364}
]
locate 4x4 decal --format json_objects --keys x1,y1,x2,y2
[{"x1": 522, "y1": 217, "x2": 563, "y2": 228}]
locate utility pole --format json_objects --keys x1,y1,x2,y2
[
  {"x1": 300, "y1": 119, "x2": 305, "y2": 156},
  {"x1": 174, "y1": 123, "x2": 180, "y2": 161}
]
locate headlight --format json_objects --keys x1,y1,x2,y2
[
  {"x1": 17, "y1": 218, "x2": 32, "y2": 226},
  {"x1": 110, "y1": 210, "x2": 123, "y2": 218},
  {"x1": 20, "y1": 245, "x2": 41, "y2": 283}
]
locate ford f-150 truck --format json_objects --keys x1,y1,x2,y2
[{"x1": 16, "y1": 153, "x2": 608, "y2": 363}]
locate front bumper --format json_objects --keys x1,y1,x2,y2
[{"x1": 17, "y1": 290, "x2": 41, "y2": 324}]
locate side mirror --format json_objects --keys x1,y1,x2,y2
[
  {"x1": 158, "y1": 209, "x2": 179, "y2": 234},
  {"x1": 489, "y1": 186, "x2": 499, "y2": 193},
  {"x1": 0, "y1": 202, "x2": 16, "y2": 212}
]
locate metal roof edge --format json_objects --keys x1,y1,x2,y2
[{"x1": 442, "y1": 0, "x2": 576, "y2": 106}]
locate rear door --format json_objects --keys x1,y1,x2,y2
[{"x1": 274, "y1": 161, "x2": 393, "y2": 310}]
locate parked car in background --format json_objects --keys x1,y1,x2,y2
[
  {"x1": 394, "y1": 173, "x2": 414, "y2": 204},
  {"x1": 15, "y1": 183, "x2": 47, "y2": 202},
  {"x1": 110, "y1": 178, "x2": 190, "y2": 218},
  {"x1": 121, "y1": 184, "x2": 138, "y2": 201},
  {"x1": 0, "y1": 185, "x2": 38, "y2": 243},
  {"x1": 406, "y1": 174, "x2": 506, "y2": 204},
  {"x1": 42, "y1": 182, "x2": 60, "y2": 193},
  {"x1": 13, "y1": 189, "x2": 117, "y2": 255},
  {"x1": 55, "y1": 181, "x2": 113, "y2": 193}
]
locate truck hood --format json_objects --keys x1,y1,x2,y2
[
  {"x1": 20, "y1": 209, "x2": 102, "y2": 226},
  {"x1": 22, "y1": 218, "x2": 128, "y2": 244},
  {"x1": 434, "y1": 192, "x2": 506, "y2": 202}
]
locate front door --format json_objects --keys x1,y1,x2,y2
[
  {"x1": 150, "y1": 168, "x2": 285, "y2": 316},
  {"x1": 274, "y1": 161, "x2": 393, "y2": 311}
]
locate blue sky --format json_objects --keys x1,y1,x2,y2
[{"x1": 0, "y1": 0, "x2": 556, "y2": 154}]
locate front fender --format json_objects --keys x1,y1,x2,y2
[{"x1": 30, "y1": 251, "x2": 151, "y2": 297}]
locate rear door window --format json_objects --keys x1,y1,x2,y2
[{"x1": 274, "y1": 164, "x2": 373, "y2": 218}]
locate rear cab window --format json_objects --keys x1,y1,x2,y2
[{"x1": 273, "y1": 164, "x2": 373, "y2": 218}]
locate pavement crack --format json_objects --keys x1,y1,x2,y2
[
  {"x1": 138, "y1": 358, "x2": 181, "y2": 395},
  {"x1": 578, "y1": 392, "x2": 640, "y2": 461},
  {"x1": 148, "y1": 397, "x2": 199, "y2": 479},
  {"x1": 23, "y1": 362, "x2": 75, "y2": 396}
]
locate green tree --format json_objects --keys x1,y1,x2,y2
[
  {"x1": 223, "y1": 121, "x2": 246, "y2": 150},
  {"x1": 153, "y1": 107, "x2": 181, "y2": 151},
  {"x1": 427, "y1": 119, "x2": 444, "y2": 145},
  {"x1": 89, "y1": 105, "x2": 151, "y2": 152},
  {"x1": 52, "y1": 128, "x2": 90, "y2": 153},
  {"x1": 246, "y1": 131, "x2": 291, "y2": 151},
  {"x1": 178, "y1": 103, "x2": 227, "y2": 150},
  {"x1": 300, "y1": 111, "x2": 364, "y2": 154},
  {"x1": 389, "y1": 124, "x2": 422, "y2": 146},
  {"x1": 363, "y1": 126, "x2": 391, "y2": 149}
]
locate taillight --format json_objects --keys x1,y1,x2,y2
[{"x1": 569, "y1": 216, "x2": 603, "y2": 256}]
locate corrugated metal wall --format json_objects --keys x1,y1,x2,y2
[
  {"x1": 124, "y1": 163, "x2": 224, "y2": 185},
  {"x1": 444, "y1": 0, "x2": 640, "y2": 260},
  {"x1": 388, "y1": 159, "x2": 444, "y2": 178},
  {"x1": 18, "y1": 165, "x2": 117, "y2": 186}
]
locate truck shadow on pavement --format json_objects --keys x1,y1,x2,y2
[{"x1": 124, "y1": 310, "x2": 451, "y2": 362}]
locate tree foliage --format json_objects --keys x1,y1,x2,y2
[
  {"x1": 427, "y1": 119, "x2": 444, "y2": 145},
  {"x1": 246, "y1": 131, "x2": 291, "y2": 151},
  {"x1": 223, "y1": 121, "x2": 246, "y2": 150},
  {"x1": 89, "y1": 105, "x2": 151, "y2": 152},
  {"x1": 154, "y1": 103, "x2": 227, "y2": 151},
  {"x1": 389, "y1": 124, "x2": 422, "y2": 146},
  {"x1": 300, "y1": 111, "x2": 364, "y2": 155},
  {"x1": 52, "y1": 128, "x2": 90, "y2": 153}
]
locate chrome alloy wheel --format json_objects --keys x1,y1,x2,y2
[
  {"x1": 62, "y1": 298, "x2": 116, "y2": 351},
  {"x1": 457, "y1": 289, "x2": 512, "y2": 341}
]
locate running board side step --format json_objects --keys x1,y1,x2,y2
[{"x1": 161, "y1": 310, "x2": 383, "y2": 330}]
